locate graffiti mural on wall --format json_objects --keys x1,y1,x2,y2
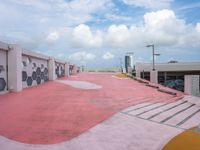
[
  {"x1": 69, "y1": 65, "x2": 73, "y2": 75},
  {"x1": 0, "y1": 78, "x2": 6, "y2": 91},
  {"x1": 55, "y1": 63, "x2": 65, "y2": 78},
  {"x1": 22, "y1": 55, "x2": 49, "y2": 88},
  {"x1": 0, "y1": 50, "x2": 7, "y2": 92}
]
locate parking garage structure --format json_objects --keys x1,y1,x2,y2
[{"x1": 135, "y1": 62, "x2": 200, "y2": 92}]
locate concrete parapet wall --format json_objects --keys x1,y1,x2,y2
[{"x1": 0, "y1": 41, "x2": 78, "y2": 94}]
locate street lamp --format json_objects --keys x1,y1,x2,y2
[{"x1": 146, "y1": 44, "x2": 160, "y2": 71}]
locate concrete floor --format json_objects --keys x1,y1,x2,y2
[
  {"x1": 0, "y1": 72, "x2": 194, "y2": 150},
  {"x1": 0, "y1": 112, "x2": 183, "y2": 150}
]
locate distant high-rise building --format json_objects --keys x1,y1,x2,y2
[
  {"x1": 125, "y1": 56, "x2": 130, "y2": 73},
  {"x1": 125, "y1": 55, "x2": 133, "y2": 73}
]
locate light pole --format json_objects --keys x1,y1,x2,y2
[{"x1": 146, "y1": 44, "x2": 160, "y2": 71}]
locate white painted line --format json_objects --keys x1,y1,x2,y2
[
  {"x1": 151, "y1": 102, "x2": 191, "y2": 122},
  {"x1": 140, "y1": 100, "x2": 186, "y2": 119},
  {"x1": 121, "y1": 103, "x2": 153, "y2": 113},
  {"x1": 165, "y1": 105, "x2": 200, "y2": 126},
  {"x1": 179, "y1": 110, "x2": 200, "y2": 129},
  {"x1": 128, "y1": 103, "x2": 165, "y2": 116}
]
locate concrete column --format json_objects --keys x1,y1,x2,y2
[
  {"x1": 72, "y1": 65, "x2": 77, "y2": 75},
  {"x1": 65, "y1": 62, "x2": 69, "y2": 77},
  {"x1": 136, "y1": 70, "x2": 141, "y2": 78},
  {"x1": 128, "y1": 67, "x2": 132, "y2": 74},
  {"x1": 81, "y1": 66, "x2": 84, "y2": 72},
  {"x1": 164, "y1": 72, "x2": 167, "y2": 84},
  {"x1": 8, "y1": 44, "x2": 22, "y2": 92},
  {"x1": 122, "y1": 68, "x2": 126, "y2": 74},
  {"x1": 184, "y1": 75, "x2": 200, "y2": 96},
  {"x1": 135, "y1": 63, "x2": 142, "y2": 78},
  {"x1": 150, "y1": 70, "x2": 158, "y2": 83},
  {"x1": 48, "y1": 57, "x2": 56, "y2": 80}
]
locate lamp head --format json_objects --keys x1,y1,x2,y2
[{"x1": 146, "y1": 44, "x2": 154, "y2": 47}]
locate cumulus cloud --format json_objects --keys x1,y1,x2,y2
[
  {"x1": 196, "y1": 23, "x2": 200, "y2": 32},
  {"x1": 72, "y1": 24, "x2": 102, "y2": 48},
  {"x1": 105, "y1": 9, "x2": 200, "y2": 48},
  {"x1": 3, "y1": 7, "x2": 200, "y2": 50},
  {"x1": 6, "y1": 0, "x2": 113, "y2": 25},
  {"x1": 69, "y1": 51, "x2": 96, "y2": 61},
  {"x1": 122, "y1": 0, "x2": 173, "y2": 10},
  {"x1": 102, "y1": 52, "x2": 115, "y2": 60},
  {"x1": 45, "y1": 31, "x2": 59, "y2": 44},
  {"x1": 106, "y1": 25, "x2": 132, "y2": 48},
  {"x1": 69, "y1": 10, "x2": 200, "y2": 50},
  {"x1": 1, "y1": 0, "x2": 200, "y2": 65}
]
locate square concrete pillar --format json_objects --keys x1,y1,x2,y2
[
  {"x1": 65, "y1": 62, "x2": 69, "y2": 77},
  {"x1": 48, "y1": 57, "x2": 56, "y2": 80},
  {"x1": 122, "y1": 68, "x2": 126, "y2": 74},
  {"x1": 128, "y1": 67, "x2": 132, "y2": 74},
  {"x1": 136, "y1": 70, "x2": 141, "y2": 78},
  {"x1": 150, "y1": 70, "x2": 158, "y2": 83},
  {"x1": 8, "y1": 44, "x2": 22, "y2": 92},
  {"x1": 72, "y1": 65, "x2": 77, "y2": 75},
  {"x1": 184, "y1": 75, "x2": 200, "y2": 96}
]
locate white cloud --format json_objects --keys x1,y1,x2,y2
[
  {"x1": 142, "y1": 9, "x2": 185, "y2": 46},
  {"x1": 106, "y1": 25, "x2": 131, "y2": 46},
  {"x1": 68, "y1": 9, "x2": 200, "y2": 50},
  {"x1": 104, "y1": 9, "x2": 200, "y2": 48},
  {"x1": 2, "y1": 6, "x2": 200, "y2": 50},
  {"x1": 1, "y1": 0, "x2": 200, "y2": 65},
  {"x1": 102, "y1": 52, "x2": 114, "y2": 60},
  {"x1": 72, "y1": 24, "x2": 102, "y2": 48},
  {"x1": 69, "y1": 51, "x2": 96, "y2": 61},
  {"x1": 143, "y1": 9, "x2": 186, "y2": 34},
  {"x1": 196, "y1": 23, "x2": 200, "y2": 32},
  {"x1": 7, "y1": 0, "x2": 113, "y2": 25},
  {"x1": 122, "y1": 0, "x2": 173, "y2": 10},
  {"x1": 9, "y1": 0, "x2": 51, "y2": 10},
  {"x1": 45, "y1": 31, "x2": 60, "y2": 44},
  {"x1": 177, "y1": 2, "x2": 200, "y2": 11}
]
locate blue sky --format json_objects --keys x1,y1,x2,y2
[{"x1": 0, "y1": 0, "x2": 200, "y2": 68}]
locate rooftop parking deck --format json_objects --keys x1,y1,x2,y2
[{"x1": 1, "y1": 72, "x2": 198, "y2": 150}]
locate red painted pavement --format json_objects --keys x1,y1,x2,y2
[{"x1": 0, "y1": 73, "x2": 183, "y2": 144}]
